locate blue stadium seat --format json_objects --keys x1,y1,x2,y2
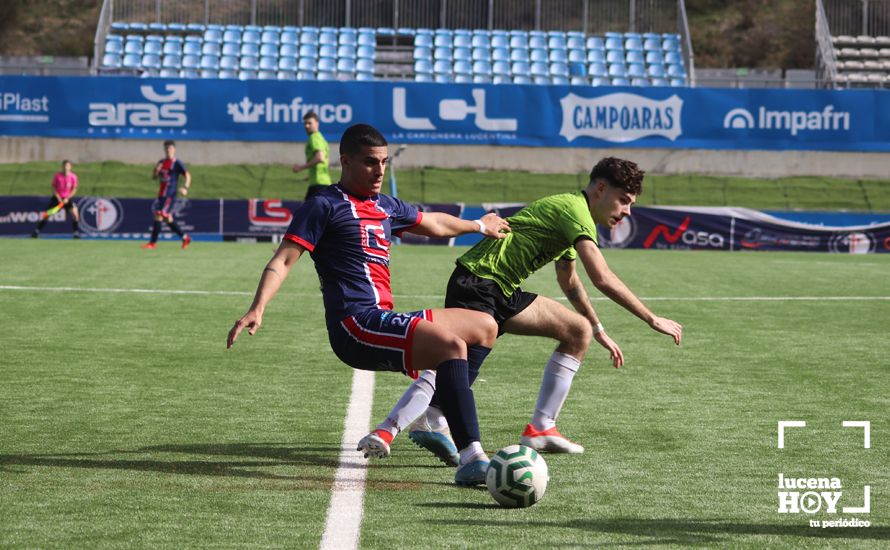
[
  {"x1": 200, "y1": 55, "x2": 220, "y2": 70},
  {"x1": 319, "y1": 32, "x2": 337, "y2": 46},
  {"x1": 202, "y1": 42, "x2": 221, "y2": 56},
  {"x1": 240, "y1": 43, "x2": 259, "y2": 57},
  {"x1": 532, "y1": 75, "x2": 551, "y2": 85},
  {"x1": 261, "y1": 30, "x2": 280, "y2": 45},
  {"x1": 436, "y1": 73, "x2": 454, "y2": 83},
  {"x1": 257, "y1": 70, "x2": 276, "y2": 80},
  {"x1": 206, "y1": 24, "x2": 223, "y2": 32},
  {"x1": 356, "y1": 58, "x2": 375, "y2": 73},
  {"x1": 105, "y1": 40, "x2": 123, "y2": 55},
  {"x1": 102, "y1": 53, "x2": 122, "y2": 69},
  {"x1": 223, "y1": 30, "x2": 241, "y2": 43},
  {"x1": 297, "y1": 70, "x2": 316, "y2": 80},
  {"x1": 529, "y1": 30, "x2": 546, "y2": 39},
  {"x1": 414, "y1": 59, "x2": 433, "y2": 75},
  {"x1": 611, "y1": 77, "x2": 630, "y2": 86},
  {"x1": 218, "y1": 69, "x2": 237, "y2": 79},
  {"x1": 356, "y1": 71, "x2": 374, "y2": 81},
  {"x1": 184, "y1": 34, "x2": 202, "y2": 43},
  {"x1": 434, "y1": 35, "x2": 452, "y2": 48},
  {"x1": 434, "y1": 47, "x2": 452, "y2": 60},
  {"x1": 492, "y1": 61, "x2": 511, "y2": 77},
  {"x1": 491, "y1": 35, "x2": 508, "y2": 48},
  {"x1": 224, "y1": 24, "x2": 243, "y2": 32},
  {"x1": 472, "y1": 60, "x2": 492, "y2": 76},
  {"x1": 513, "y1": 75, "x2": 532, "y2": 84},
  {"x1": 143, "y1": 40, "x2": 162, "y2": 55},
  {"x1": 626, "y1": 51, "x2": 644, "y2": 64},
  {"x1": 259, "y1": 56, "x2": 277, "y2": 71},
  {"x1": 587, "y1": 49, "x2": 606, "y2": 63},
  {"x1": 530, "y1": 61, "x2": 548, "y2": 77},
  {"x1": 222, "y1": 43, "x2": 240, "y2": 56},
  {"x1": 281, "y1": 31, "x2": 299, "y2": 45},
  {"x1": 549, "y1": 49, "x2": 567, "y2": 63},
  {"x1": 587, "y1": 62, "x2": 607, "y2": 78},
  {"x1": 454, "y1": 34, "x2": 471, "y2": 48},
  {"x1": 492, "y1": 75, "x2": 510, "y2": 84},
  {"x1": 337, "y1": 45, "x2": 356, "y2": 59},
  {"x1": 471, "y1": 35, "x2": 490, "y2": 48},
  {"x1": 551, "y1": 75, "x2": 569, "y2": 85},
  {"x1": 111, "y1": 22, "x2": 128, "y2": 32},
  {"x1": 244, "y1": 25, "x2": 262, "y2": 33},
  {"x1": 278, "y1": 57, "x2": 298, "y2": 71},
  {"x1": 276, "y1": 70, "x2": 296, "y2": 80},
  {"x1": 239, "y1": 57, "x2": 258, "y2": 70},
  {"x1": 179, "y1": 69, "x2": 198, "y2": 78},
  {"x1": 141, "y1": 54, "x2": 161, "y2": 70},
  {"x1": 529, "y1": 36, "x2": 547, "y2": 49},
  {"x1": 181, "y1": 54, "x2": 200, "y2": 69},
  {"x1": 570, "y1": 76, "x2": 587, "y2": 86},
  {"x1": 414, "y1": 46, "x2": 432, "y2": 59},
  {"x1": 643, "y1": 38, "x2": 662, "y2": 52},
  {"x1": 632, "y1": 77, "x2": 650, "y2": 87},
  {"x1": 433, "y1": 59, "x2": 452, "y2": 75},
  {"x1": 282, "y1": 25, "x2": 299, "y2": 33},
  {"x1": 319, "y1": 45, "x2": 337, "y2": 59},
  {"x1": 530, "y1": 49, "x2": 548, "y2": 62},
  {"x1": 219, "y1": 56, "x2": 238, "y2": 70},
  {"x1": 300, "y1": 44, "x2": 319, "y2": 58},
  {"x1": 414, "y1": 73, "x2": 433, "y2": 82},
  {"x1": 337, "y1": 58, "x2": 356, "y2": 74},
  {"x1": 300, "y1": 25, "x2": 319, "y2": 33},
  {"x1": 183, "y1": 42, "x2": 201, "y2": 56},
  {"x1": 645, "y1": 51, "x2": 664, "y2": 64},
  {"x1": 605, "y1": 31, "x2": 622, "y2": 40},
  {"x1": 606, "y1": 51, "x2": 624, "y2": 64},
  {"x1": 567, "y1": 36, "x2": 585, "y2": 50},
  {"x1": 625, "y1": 38, "x2": 643, "y2": 51},
  {"x1": 472, "y1": 48, "x2": 491, "y2": 61},
  {"x1": 357, "y1": 33, "x2": 376, "y2": 47},
  {"x1": 453, "y1": 60, "x2": 471, "y2": 76},
  {"x1": 510, "y1": 48, "x2": 529, "y2": 62},
  {"x1": 670, "y1": 77, "x2": 685, "y2": 86},
  {"x1": 299, "y1": 57, "x2": 318, "y2": 72},
  {"x1": 651, "y1": 77, "x2": 669, "y2": 86},
  {"x1": 567, "y1": 49, "x2": 585, "y2": 63},
  {"x1": 568, "y1": 62, "x2": 586, "y2": 77},
  {"x1": 241, "y1": 31, "x2": 259, "y2": 45},
  {"x1": 318, "y1": 57, "x2": 336, "y2": 72},
  {"x1": 586, "y1": 36, "x2": 605, "y2": 50},
  {"x1": 664, "y1": 51, "x2": 683, "y2": 65},
  {"x1": 159, "y1": 68, "x2": 179, "y2": 78},
  {"x1": 667, "y1": 64, "x2": 687, "y2": 78},
  {"x1": 591, "y1": 76, "x2": 610, "y2": 86},
  {"x1": 260, "y1": 44, "x2": 277, "y2": 57},
  {"x1": 339, "y1": 33, "x2": 357, "y2": 46},
  {"x1": 605, "y1": 37, "x2": 623, "y2": 50},
  {"x1": 509, "y1": 35, "x2": 528, "y2": 49},
  {"x1": 662, "y1": 37, "x2": 680, "y2": 51},
  {"x1": 149, "y1": 23, "x2": 166, "y2": 33},
  {"x1": 627, "y1": 63, "x2": 646, "y2": 77},
  {"x1": 491, "y1": 47, "x2": 509, "y2": 62},
  {"x1": 357, "y1": 45, "x2": 376, "y2": 60},
  {"x1": 203, "y1": 29, "x2": 222, "y2": 44},
  {"x1": 129, "y1": 23, "x2": 148, "y2": 32},
  {"x1": 548, "y1": 36, "x2": 567, "y2": 50},
  {"x1": 415, "y1": 34, "x2": 433, "y2": 48},
  {"x1": 453, "y1": 47, "x2": 470, "y2": 61},
  {"x1": 473, "y1": 74, "x2": 492, "y2": 84},
  {"x1": 238, "y1": 70, "x2": 257, "y2": 80},
  {"x1": 608, "y1": 64, "x2": 627, "y2": 77},
  {"x1": 550, "y1": 62, "x2": 569, "y2": 78},
  {"x1": 511, "y1": 61, "x2": 530, "y2": 76},
  {"x1": 300, "y1": 31, "x2": 318, "y2": 45}
]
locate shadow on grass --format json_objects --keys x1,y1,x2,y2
[
  {"x1": 435, "y1": 518, "x2": 890, "y2": 545},
  {"x1": 0, "y1": 442, "x2": 450, "y2": 489}
]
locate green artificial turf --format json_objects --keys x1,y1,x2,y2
[
  {"x1": 3, "y1": 161, "x2": 890, "y2": 211},
  {"x1": 1, "y1": 240, "x2": 888, "y2": 548}
]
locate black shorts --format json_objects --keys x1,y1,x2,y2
[
  {"x1": 444, "y1": 263, "x2": 537, "y2": 335},
  {"x1": 47, "y1": 197, "x2": 75, "y2": 212}
]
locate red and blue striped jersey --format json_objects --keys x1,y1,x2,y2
[
  {"x1": 156, "y1": 158, "x2": 188, "y2": 198},
  {"x1": 283, "y1": 183, "x2": 423, "y2": 327}
]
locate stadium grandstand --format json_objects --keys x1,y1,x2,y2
[
  {"x1": 817, "y1": 0, "x2": 890, "y2": 87},
  {"x1": 92, "y1": 0, "x2": 693, "y2": 86}
]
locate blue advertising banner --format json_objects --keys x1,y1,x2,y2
[{"x1": 2, "y1": 76, "x2": 890, "y2": 151}]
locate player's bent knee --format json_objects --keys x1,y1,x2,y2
[{"x1": 562, "y1": 316, "x2": 592, "y2": 352}]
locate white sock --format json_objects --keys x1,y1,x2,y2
[
  {"x1": 425, "y1": 405, "x2": 448, "y2": 431},
  {"x1": 376, "y1": 370, "x2": 436, "y2": 437},
  {"x1": 530, "y1": 352, "x2": 582, "y2": 431},
  {"x1": 459, "y1": 441, "x2": 487, "y2": 465}
]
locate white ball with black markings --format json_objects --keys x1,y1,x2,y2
[{"x1": 486, "y1": 444, "x2": 549, "y2": 508}]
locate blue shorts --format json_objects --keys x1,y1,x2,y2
[
  {"x1": 153, "y1": 195, "x2": 176, "y2": 217},
  {"x1": 329, "y1": 308, "x2": 433, "y2": 378}
]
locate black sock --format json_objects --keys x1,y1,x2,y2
[
  {"x1": 430, "y1": 345, "x2": 491, "y2": 410},
  {"x1": 36, "y1": 218, "x2": 48, "y2": 232},
  {"x1": 150, "y1": 221, "x2": 161, "y2": 243},
  {"x1": 434, "y1": 359, "x2": 480, "y2": 451},
  {"x1": 166, "y1": 220, "x2": 184, "y2": 237},
  {"x1": 72, "y1": 220, "x2": 79, "y2": 233}
]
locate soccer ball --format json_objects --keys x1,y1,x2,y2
[{"x1": 486, "y1": 444, "x2": 549, "y2": 508}]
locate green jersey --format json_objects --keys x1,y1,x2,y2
[
  {"x1": 305, "y1": 131, "x2": 332, "y2": 185},
  {"x1": 458, "y1": 191, "x2": 598, "y2": 297}
]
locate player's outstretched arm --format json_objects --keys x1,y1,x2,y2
[
  {"x1": 407, "y1": 211, "x2": 510, "y2": 239},
  {"x1": 575, "y1": 239, "x2": 682, "y2": 345},
  {"x1": 555, "y1": 258, "x2": 624, "y2": 367},
  {"x1": 227, "y1": 240, "x2": 305, "y2": 348}
]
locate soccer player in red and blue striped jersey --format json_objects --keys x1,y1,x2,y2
[
  {"x1": 227, "y1": 124, "x2": 511, "y2": 486},
  {"x1": 142, "y1": 140, "x2": 191, "y2": 250}
]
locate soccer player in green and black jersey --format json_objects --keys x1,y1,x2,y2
[
  {"x1": 358, "y1": 157, "x2": 683, "y2": 465},
  {"x1": 292, "y1": 111, "x2": 332, "y2": 200}
]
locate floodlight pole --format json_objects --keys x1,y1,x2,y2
[{"x1": 388, "y1": 144, "x2": 407, "y2": 244}]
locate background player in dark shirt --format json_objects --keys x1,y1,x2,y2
[{"x1": 141, "y1": 140, "x2": 191, "y2": 250}]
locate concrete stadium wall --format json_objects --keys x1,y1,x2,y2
[{"x1": 2, "y1": 136, "x2": 889, "y2": 179}]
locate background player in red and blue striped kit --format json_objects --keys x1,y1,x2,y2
[
  {"x1": 142, "y1": 140, "x2": 191, "y2": 250},
  {"x1": 227, "y1": 124, "x2": 511, "y2": 486}
]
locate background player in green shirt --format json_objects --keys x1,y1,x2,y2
[
  {"x1": 359, "y1": 157, "x2": 683, "y2": 465},
  {"x1": 292, "y1": 111, "x2": 332, "y2": 200}
]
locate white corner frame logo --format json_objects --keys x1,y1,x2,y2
[{"x1": 777, "y1": 420, "x2": 871, "y2": 521}]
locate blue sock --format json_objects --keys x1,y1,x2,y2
[
  {"x1": 434, "y1": 358, "x2": 480, "y2": 450},
  {"x1": 430, "y1": 345, "x2": 490, "y2": 410}
]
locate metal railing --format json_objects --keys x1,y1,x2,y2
[
  {"x1": 677, "y1": 0, "x2": 695, "y2": 85},
  {"x1": 823, "y1": 0, "x2": 890, "y2": 36},
  {"x1": 108, "y1": 0, "x2": 684, "y2": 34},
  {"x1": 93, "y1": 0, "x2": 114, "y2": 73},
  {"x1": 816, "y1": 0, "x2": 839, "y2": 86}
]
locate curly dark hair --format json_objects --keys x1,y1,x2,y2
[{"x1": 589, "y1": 157, "x2": 645, "y2": 195}]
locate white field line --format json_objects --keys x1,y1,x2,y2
[
  {"x1": 319, "y1": 369, "x2": 374, "y2": 550},
  {"x1": 2, "y1": 284, "x2": 890, "y2": 302}
]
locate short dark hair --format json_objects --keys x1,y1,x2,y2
[
  {"x1": 61, "y1": 159, "x2": 71, "y2": 167},
  {"x1": 339, "y1": 124, "x2": 388, "y2": 157},
  {"x1": 163, "y1": 140, "x2": 176, "y2": 148},
  {"x1": 303, "y1": 111, "x2": 319, "y2": 122},
  {"x1": 589, "y1": 157, "x2": 644, "y2": 195}
]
